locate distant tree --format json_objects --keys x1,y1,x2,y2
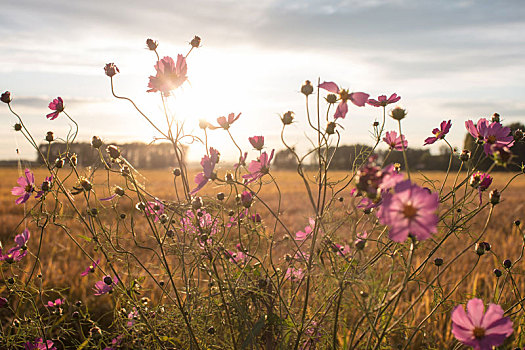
[{"x1": 273, "y1": 149, "x2": 299, "y2": 169}]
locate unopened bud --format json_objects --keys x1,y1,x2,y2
[
  {"x1": 514, "y1": 129, "x2": 524, "y2": 141},
  {"x1": 503, "y1": 259, "x2": 512, "y2": 269},
  {"x1": 326, "y1": 94, "x2": 337, "y2": 104},
  {"x1": 114, "y1": 186, "x2": 125, "y2": 196},
  {"x1": 45, "y1": 131, "x2": 54, "y2": 142},
  {"x1": 14, "y1": 123, "x2": 22, "y2": 131},
  {"x1": 55, "y1": 158, "x2": 64, "y2": 168},
  {"x1": 475, "y1": 242, "x2": 486, "y2": 256},
  {"x1": 107, "y1": 145, "x2": 121, "y2": 159},
  {"x1": 199, "y1": 119, "x2": 209, "y2": 129},
  {"x1": 192, "y1": 197, "x2": 203, "y2": 210},
  {"x1": 91, "y1": 136, "x2": 102, "y2": 149},
  {"x1": 489, "y1": 189, "x2": 500, "y2": 205},
  {"x1": 217, "y1": 192, "x2": 225, "y2": 201},
  {"x1": 301, "y1": 80, "x2": 314, "y2": 96},
  {"x1": 282, "y1": 111, "x2": 294, "y2": 125},
  {"x1": 390, "y1": 107, "x2": 407, "y2": 121},
  {"x1": 491, "y1": 113, "x2": 500, "y2": 123},
  {"x1": 146, "y1": 38, "x2": 158, "y2": 51},
  {"x1": 326, "y1": 122, "x2": 336, "y2": 135},
  {"x1": 173, "y1": 168, "x2": 181, "y2": 177},
  {"x1": 434, "y1": 257, "x2": 444, "y2": 266},
  {"x1": 104, "y1": 63, "x2": 119, "y2": 77},
  {"x1": 459, "y1": 149, "x2": 471, "y2": 162},
  {"x1": 190, "y1": 36, "x2": 201, "y2": 48},
  {"x1": 1, "y1": 91, "x2": 12, "y2": 104},
  {"x1": 493, "y1": 268, "x2": 502, "y2": 277}
]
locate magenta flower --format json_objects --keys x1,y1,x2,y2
[
  {"x1": 0, "y1": 248, "x2": 27, "y2": 263},
  {"x1": 295, "y1": 218, "x2": 316, "y2": 241},
  {"x1": 14, "y1": 229, "x2": 30, "y2": 249},
  {"x1": 469, "y1": 171, "x2": 493, "y2": 204},
  {"x1": 226, "y1": 249, "x2": 248, "y2": 265},
  {"x1": 334, "y1": 243, "x2": 351, "y2": 257},
  {"x1": 234, "y1": 152, "x2": 248, "y2": 169},
  {"x1": 465, "y1": 118, "x2": 514, "y2": 155},
  {"x1": 355, "y1": 157, "x2": 403, "y2": 199},
  {"x1": 94, "y1": 276, "x2": 117, "y2": 296},
  {"x1": 127, "y1": 307, "x2": 139, "y2": 327},
  {"x1": 424, "y1": 120, "x2": 451, "y2": 145},
  {"x1": 147, "y1": 55, "x2": 187, "y2": 95},
  {"x1": 285, "y1": 267, "x2": 305, "y2": 282},
  {"x1": 46, "y1": 97, "x2": 64, "y2": 120},
  {"x1": 367, "y1": 93, "x2": 401, "y2": 107},
  {"x1": 81, "y1": 259, "x2": 100, "y2": 277},
  {"x1": 377, "y1": 180, "x2": 439, "y2": 242},
  {"x1": 214, "y1": 112, "x2": 241, "y2": 130},
  {"x1": 46, "y1": 298, "x2": 64, "y2": 308},
  {"x1": 451, "y1": 298, "x2": 513, "y2": 350},
  {"x1": 35, "y1": 175, "x2": 53, "y2": 199},
  {"x1": 249, "y1": 136, "x2": 264, "y2": 150},
  {"x1": 319, "y1": 81, "x2": 369, "y2": 119},
  {"x1": 181, "y1": 209, "x2": 219, "y2": 245},
  {"x1": 0, "y1": 297, "x2": 8, "y2": 308},
  {"x1": 240, "y1": 190, "x2": 253, "y2": 208},
  {"x1": 24, "y1": 338, "x2": 56, "y2": 350},
  {"x1": 354, "y1": 231, "x2": 368, "y2": 249},
  {"x1": 242, "y1": 149, "x2": 275, "y2": 183},
  {"x1": 383, "y1": 131, "x2": 407, "y2": 151},
  {"x1": 103, "y1": 335, "x2": 123, "y2": 350},
  {"x1": 11, "y1": 169, "x2": 35, "y2": 204},
  {"x1": 191, "y1": 148, "x2": 220, "y2": 195}
]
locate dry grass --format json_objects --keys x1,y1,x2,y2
[{"x1": 1, "y1": 166, "x2": 524, "y2": 347}]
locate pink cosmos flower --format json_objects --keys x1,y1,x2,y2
[
  {"x1": 94, "y1": 276, "x2": 118, "y2": 296},
  {"x1": 285, "y1": 267, "x2": 305, "y2": 282},
  {"x1": 234, "y1": 152, "x2": 247, "y2": 169},
  {"x1": 46, "y1": 97, "x2": 64, "y2": 120},
  {"x1": 35, "y1": 175, "x2": 53, "y2": 199},
  {"x1": 127, "y1": 307, "x2": 139, "y2": 327},
  {"x1": 240, "y1": 190, "x2": 253, "y2": 208},
  {"x1": 81, "y1": 259, "x2": 100, "y2": 277},
  {"x1": 469, "y1": 171, "x2": 493, "y2": 204},
  {"x1": 0, "y1": 248, "x2": 27, "y2": 263},
  {"x1": 103, "y1": 335, "x2": 123, "y2": 350},
  {"x1": 24, "y1": 338, "x2": 56, "y2": 350},
  {"x1": 465, "y1": 118, "x2": 514, "y2": 155},
  {"x1": 226, "y1": 250, "x2": 248, "y2": 265},
  {"x1": 14, "y1": 229, "x2": 30, "y2": 249},
  {"x1": 295, "y1": 218, "x2": 317, "y2": 241},
  {"x1": 181, "y1": 209, "x2": 219, "y2": 246},
  {"x1": 424, "y1": 120, "x2": 452, "y2": 145},
  {"x1": 139, "y1": 201, "x2": 164, "y2": 222},
  {"x1": 210, "y1": 112, "x2": 241, "y2": 130},
  {"x1": 334, "y1": 243, "x2": 351, "y2": 257},
  {"x1": 319, "y1": 81, "x2": 369, "y2": 119},
  {"x1": 191, "y1": 148, "x2": 220, "y2": 195},
  {"x1": 46, "y1": 298, "x2": 64, "y2": 308},
  {"x1": 377, "y1": 180, "x2": 439, "y2": 242},
  {"x1": 0, "y1": 297, "x2": 8, "y2": 308},
  {"x1": 11, "y1": 169, "x2": 35, "y2": 204},
  {"x1": 242, "y1": 149, "x2": 275, "y2": 183},
  {"x1": 147, "y1": 55, "x2": 187, "y2": 95},
  {"x1": 355, "y1": 157, "x2": 404, "y2": 199},
  {"x1": 383, "y1": 131, "x2": 407, "y2": 151},
  {"x1": 367, "y1": 93, "x2": 401, "y2": 107},
  {"x1": 249, "y1": 136, "x2": 264, "y2": 150},
  {"x1": 354, "y1": 231, "x2": 368, "y2": 249},
  {"x1": 451, "y1": 298, "x2": 513, "y2": 350}
]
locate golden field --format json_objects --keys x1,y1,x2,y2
[{"x1": 1, "y1": 166, "x2": 525, "y2": 347}]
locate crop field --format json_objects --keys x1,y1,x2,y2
[{"x1": 1, "y1": 166, "x2": 524, "y2": 348}]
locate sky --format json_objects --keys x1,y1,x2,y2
[{"x1": 1, "y1": 0, "x2": 524, "y2": 164}]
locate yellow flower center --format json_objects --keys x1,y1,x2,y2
[{"x1": 486, "y1": 135, "x2": 496, "y2": 144}]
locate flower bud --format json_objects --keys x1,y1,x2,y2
[
  {"x1": 503, "y1": 259, "x2": 512, "y2": 269},
  {"x1": 1, "y1": 91, "x2": 12, "y2": 104},
  {"x1": 190, "y1": 36, "x2": 201, "y2": 48},
  {"x1": 301, "y1": 80, "x2": 314, "y2": 96},
  {"x1": 55, "y1": 158, "x2": 64, "y2": 168},
  {"x1": 199, "y1": 119, "x2": 210, "y2": 129},
  {"x1": 514, "y1": 219, "x2": 521, "y2": 227},
  {"x1": 114, "y1": 186, "x2": 125, "y2": 196},
  {"x1": 80, "y1": 178, "x2": 93, "y2": 192},
  {"x1": 14, "y1": 123, "x2": 22, "y2": 131},
  {"x1": 359, "y1": 290, "x2": 368, "y2": 298},
  {"x1": 493, "y1": 268, "x2": 502, "y2": 277},
  {"x1": 459, "y1": 149, "x2": 471, "y2": 162},
  {"x1": 91, "y1": 136, "x2": 103, "y2": 149},
  {"x1": 434, "y1": 257, "x2": 443, "y2": 267},
  {"x1": 70, "y1": 153, "x2": 78, "y2": 167},
  {"x1": 389, "y1": 107, "x2": 407, "y2": 121},
  {"x1": 240, "y1": 191, "x2": 253, "y2": 208},
  {"x1": 514, "y1": 129, "x2": 524, "y2": 142},
  {"x1": 475, "y1": 242, "x2": 486, "y2": 256},
  {"x1": 281, "y1": 111, "x2": 294, "y2": 125},
  {"x1": 89, "y1": 208, "x2": 98, "y2": 216},
  {"x1": 217, "y1": 192, "x2": 225, "y2": 201},
  {"x1": 326, "y1": 122, "x2": 336, "y2": 135},
  {"x1": 45, "y1": 131, "x2": 54, "y2": 142},
  {"x1": 481, "y1": 242, "x2": 491, "y2": 252},
  {"x1": 225, "y1": 173, "x2": 234, "y2": 184},
  {"x1": 146, "y1": 38, "x2": 158, "y2": 51},
  {"x1": 326, "y1": 94, "x2": 337, "y2": 104},
  {"x1": 192, "y1": 197, "x2": 203, "y2": 210},
  {"x1": 104, "y1": 63, "x2": 119, "y2": 77},
  {"x1": 373, "y1": 121, "x2": 379, "y2": 127},
  {"x1": 489, "y1": 189, "x2": 500, "y2": 205},
  {"x1": 107, "y1": 145, "x2": 121, "y2": 159},
  {"x1": 491, "y1": 113, "x2": 500, "y2": 123},
  {"x1": 103, "y1": 276, "x2": 113, "y2": 285},
  {"x1": 173, "y1": 168, "x2": 181, "y2": 177},
  {"x1": 41, "y1": 180, "x2": 50, "y2": 192}
]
